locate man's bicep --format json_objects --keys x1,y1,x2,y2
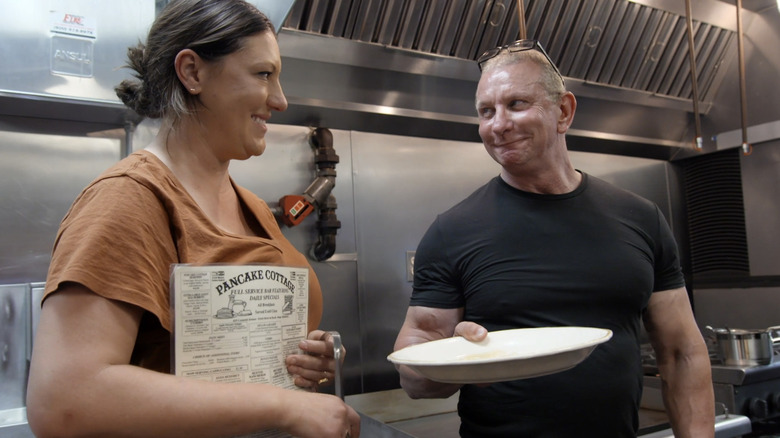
[{"x1": 643, "y1": 287, "x2": 700, "y2": 355}]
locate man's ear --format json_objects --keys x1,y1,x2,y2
[
  {"x1": 557, "y1": 91, "x2": 577, "y2": 133},
  {"x1": 175, "y1": 48, "x2": 202, "y2": 94}
]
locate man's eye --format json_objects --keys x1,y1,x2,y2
[
  {"x1": 509, "y1": 99, "x2": 529, "y2": 108},
  {"x1": 258, "y1": 72, "x2": 271, "y2": 79}
]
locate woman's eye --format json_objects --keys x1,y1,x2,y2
[{"x1": 258, "y1": 72, "x2": 271, "y2": 79}]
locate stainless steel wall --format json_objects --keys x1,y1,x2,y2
[
  {"x1": 2, "y1": 0, "x2": 779, "y2": 412},
  {"x1": 229, "y1": 124, "x2": 363, "y2": 394},
  {"x1": 0, "y1": 0, "x2": 154, "y2": 102},
  {"x1": 343, "y1": 131, "x2": 673, "y2": 392},
  {"x1": 0, "y1": 119, "x2": 676, "y2": 398},
  {"x1": 0, "y1": 131, "x2": 120, "y2": 282},
  {"x1": 200, "y1": 125, "x2": 677, "y2": 393},
  {"x1": 687, "y1": 1, "x2": 780, "y2": 330},
  {"x1": 742, "y1": 139, "x2": 780, "y2": 277},
  {"x1": 0, "y1": 132, "x2": 119, "y2": 433},
  {"x1": 205, "y1": 124, "x2": 676, "y2": 393},
  {"x1": 693, "y1": 138, "x2": 780, "y2": 332}
]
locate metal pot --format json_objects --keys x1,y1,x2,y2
[{"x1": 706, "y1": 326, "x2": 780, "y2": 366}]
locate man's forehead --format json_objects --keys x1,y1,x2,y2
[{"x1": 477, "y1": 63, "x2": 541, "y2": 93}]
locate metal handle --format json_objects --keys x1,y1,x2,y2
[
  {"x1": 767, "y1": 325, "x2": 780, "y2": 343},
  {"x1": 328, "y1": 331, "x2": 344, "y2": 400},
  {"x1": 715, "y1": 401, "x2": 729, "y2": 417}
]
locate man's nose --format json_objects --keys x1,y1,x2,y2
[{"x1": 491, "y1": 108, "x2": 511, "y2": 134}]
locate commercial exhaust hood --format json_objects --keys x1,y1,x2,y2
[
  {"x1": 285, "y1": 0, "x2": 736, "y2": 102},
  {"x1": 0, "y1": 0, "x2": 764, "y2": 159},
  {"x1": 272, "y1": 0, "x2": 761, "y2": 159}
]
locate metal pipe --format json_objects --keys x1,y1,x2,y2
[
  {"x1": 736, "y1": 0, "x2": 752, "y2": 155},
  {"x1": 308, "y1": 128, "x2": 341, "y2": 262},
  {"x1": 517, "y1": 0, "x2": 526, "y2": 40},
  {"x1": 684, "y1": 0, "x2": 702, "y2": 150}
]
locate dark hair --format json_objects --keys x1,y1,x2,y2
[{"x1": 115, "y1": 0, "x2": 274, "y2": 121}]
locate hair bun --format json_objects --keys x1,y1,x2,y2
[{"x1": 114, "y1": 43, "x2": 160, "y2": 118}]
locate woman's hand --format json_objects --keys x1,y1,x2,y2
[
  {"x1": 286, "y1": 330, "x2": 346, "y2": 391},
  {"x1": 282, "y1": 391, "x2": 361, "y2": 438}
]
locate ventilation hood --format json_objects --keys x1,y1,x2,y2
[
  {"x1": 285, "y1": 0, "x2": 739, "y2": 102},
  {"x1": 271, "y1": 0, "x2": 762, "y2": 159},
  {"x1": 0, "y1": 0, "x2": 765, "y2": 160}
]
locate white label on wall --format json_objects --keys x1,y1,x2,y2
[{"x1": 49, "y1": 10, "x2": 97, "y2": 39}]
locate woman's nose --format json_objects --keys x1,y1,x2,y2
[{"x1": 269, "y1": 82, "x2": 288, "y2": 113}]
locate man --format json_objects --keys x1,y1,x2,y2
[{"x1": 393, "y1": 40, "x2": 714, "y2": 437}]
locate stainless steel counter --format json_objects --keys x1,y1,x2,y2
[
  {"x1": 5, "y1": 389, "x2": 752, "y2": 437},
  {"x1": 359, "y1": 413, "x2": 417, "y2": 438},
  {"x1": 346, "y1": 389, "x2": 673, "y2": 437},
  {"x1": 0, "y1": 408, "x2": 34, "y2": 438},
  {"x1": 347, "y1": 389, "x2": 459, "y2": 437},
  {"x1": 347, "y1": 388, "x2": 752, "y2": 438}
]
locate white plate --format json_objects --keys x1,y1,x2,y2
[{"x1": 387, "y1": 326, "x2": 613, "y2": 384}]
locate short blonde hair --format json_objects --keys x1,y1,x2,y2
[{"x1": 480, "y1": 49, "x2": 566, "y2": 103}]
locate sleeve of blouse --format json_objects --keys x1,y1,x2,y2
[{"x1": 45, "y1": 175, "x2": 178, "y2": 330}]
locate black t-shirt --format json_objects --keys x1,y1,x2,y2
[{"x1": 410, "y1": 173, "x2": 685, "y2": 437}]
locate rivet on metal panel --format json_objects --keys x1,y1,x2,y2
[{"x1": 489, "y1": 3, "x2": 506, "y2": 27}]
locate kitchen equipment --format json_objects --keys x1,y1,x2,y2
[
  {"x1": 640, "y1": 413, "x2": 751, "y2": 438},
  {"x1": 387, "y1": 327, "x2": 612, "y2": 384},
  {"x1": 0, "y1": 284, "x2": 30, "y2": 413},
  {"x1": 643, "y1": 332, "x2": 780, "y2": 436},
  {"x1": 0, "y1": 283, "x2": 34, "y2": 438},
  {"x1": 707, "y1": 325, "x2": 780, "y2": 366},
  {"x1": 709, "y1": 360, "x2": 780, "y2": 433}
]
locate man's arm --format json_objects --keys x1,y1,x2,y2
[
  {"x1": 643, "y1": 287, "x2": 714, "y2": 438},
  {"x1": 393, "y1": 306, "x2": 486, "y2": 399}
]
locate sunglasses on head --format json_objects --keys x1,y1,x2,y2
[{"x1": 477, "y1": 39, "x2": 565, "y2": 86}]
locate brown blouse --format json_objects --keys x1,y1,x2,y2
[{"x1": 45, "y1": 150, "x2": 322, "y2": 372}]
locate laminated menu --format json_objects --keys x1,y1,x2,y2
[{"x1": 170, "y1": 264, "x2": 309, "y2": 438}]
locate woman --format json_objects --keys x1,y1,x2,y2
[{"x1": 25, "y1": 1, "x2": 360, "y2": 437}]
